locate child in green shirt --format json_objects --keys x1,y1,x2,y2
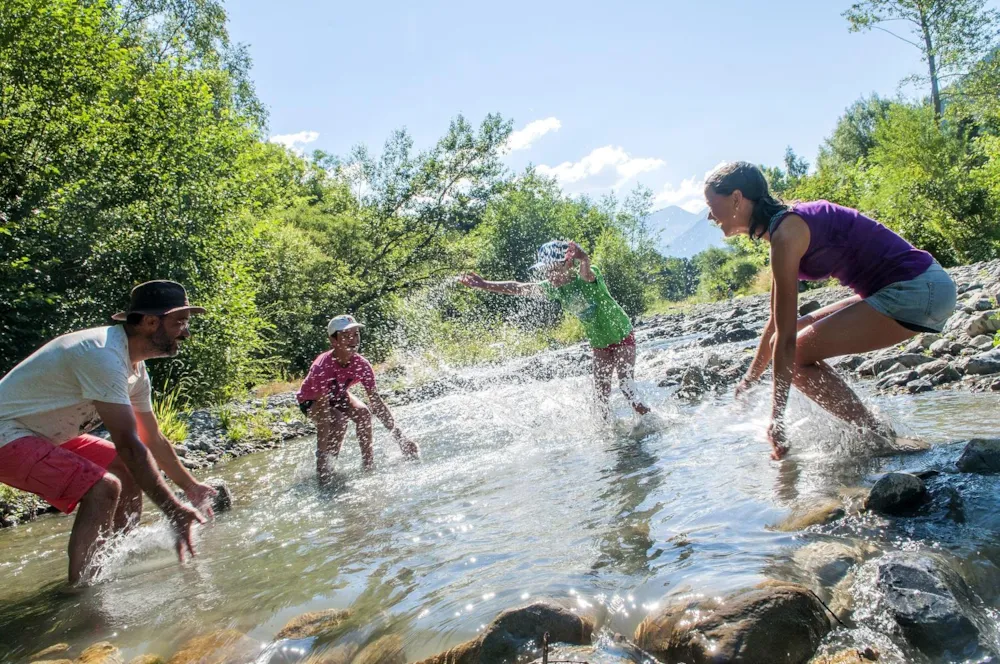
[{"x1": 459, "y1": 240, "x2": 649, "y2": 418}]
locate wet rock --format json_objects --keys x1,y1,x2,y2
[
  {"x1": 167, "y1": 630, "x2": 260, "y2": 664},
  {"x1": 414, "y1": 602, "x2": 593, "y2": 664},
  {"x1": 77, "y1": 643, "x2": 123, "y2": 664},
  {"x1": 834, "y1": 355, "x2": 865, "y2": 371},
  {"x1": 275, "y1": 608, "x2": 351, "y2": 640},
  {"x1": 962, "y1": 348, "x2": 1000, "y2": 376},
  {"x1": 31, "y1": 644, "x2": 70, "y2": 661},
  {"x1": 635, "y1": 581, "x2": 831, "y2": 664},
  {"x1": 956, "y1": 438, "x2": 1000, "y2": 474},
  {"x1": 871, "y1": 553, "x2": 980, "y2": 659},
  {"x1": 864, "y1": 472, "x2": 927, "y2": 515},
  {"x1": 351, "y1": 635, "x2": 404, "y2": 664},
  {"x1": 127, "y1": 657, "x2": 166, "y2": 664},
  {"x1": 698, "y1": 326, "x2": 757, "y2": 347},
  {"x1": 774, "y1": 500, "x2": 846, "y2": 532},
  {"x1": 931, "y1": 365, "x2": 962, "y2": 385},
  {"x1": 809, "y1": 648, "x2": 880, "y2": 663},
  {"x1": 528, "y1": 642, "x2": 644, "y2": 663},
  {"x1": 299, "y1": 644, "x2": 357, "y2": 664},
  {"x1": 204, "y1": 479, "x2": 232, "y2": 513},
  {"x1": 32, "y1": 661, "x2": 73, "y2": 664},
  {"x1": 874, "y1": 370, "x2": 917, "y2": 391},
  {"x1": 915, "y1": 359, "x2": 948, "y2": 377},
  {"x1": 905, "y1": 378, "x2": 933, "y2": 394},
  {"x1": 792, "y1": 541, "x2": 871, "y2": 588}
]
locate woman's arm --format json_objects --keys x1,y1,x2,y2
[{"x1": 767, "y1": 216, "x2": 811, "y2": 458}]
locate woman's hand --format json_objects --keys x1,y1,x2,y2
[
  {"x1": 734, "y1": 376, "x2": 756, "y2": 400},
  {"x1": 767, "y1": 419, "x2": 789, "y2": 460}
]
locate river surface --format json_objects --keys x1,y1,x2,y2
[{"x1": 0, "y1": 339, "x2": 998, "y2": 662}]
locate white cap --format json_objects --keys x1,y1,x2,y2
[{"x1": 327, "y1": 314, "x2": 365, "y2": 336}]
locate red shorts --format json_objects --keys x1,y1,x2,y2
[
  {"x1": 594, "y1": 331, "x2": 636, "y2": 352},
  {"x1": 0, "y1": 434, "x2": 117, "y2": 513}
]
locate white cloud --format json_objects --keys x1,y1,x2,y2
[
  {"x1": 653, "y1": 161, "x2": 727, "y2": 212},
  {"x1": 506, "y1": 117, "x2": 562, "y2": 152},
  {"x1": 268, "y1": 130, "x2": 320, "y2": 154},
  {"x1": 536, "y1": 145, "x2": 665, "y2": 190}
]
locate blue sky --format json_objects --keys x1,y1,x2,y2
[{"x1": 226, "y1": 0, "x2": 931, "y2": 211}]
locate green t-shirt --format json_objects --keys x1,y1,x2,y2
[{"x1": 540, "y1": 266, "x2": 633, "y2": 349}]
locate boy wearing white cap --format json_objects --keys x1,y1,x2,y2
[
  {"x1": 460, "y1": 241, "x2": 649, "y2": 418},
  {"x1": 296, "y1": 315, "x2": 418, "y2": 477}
]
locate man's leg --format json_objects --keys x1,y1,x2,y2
[
  {"x1": 309, "y1": 398, "x2": 349, "y2": 482},
  {"x1": 0, "y1": 435, "x2": 120, "y2": 584},
  {"x1": 68, "y1": 474, "x2": 121, "y2": 584},
  {"x1": 106, "y1": 457, "x2": 142, "y2": 534},
  {"x1": 345, "y1": 393, "x2": 374, "y2": 470}
]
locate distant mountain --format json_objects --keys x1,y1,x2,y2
[
  {"x1": 644, "y1": 206, "x2": 726, "y2": 259},
  {"x1": 665, "y1": 214, "x2": 726, "y2": 258},
  {"x1": 644, "y1": 206, "x2": 703, "y2": 248}
]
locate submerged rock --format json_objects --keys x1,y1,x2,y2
[
  {"x1": 634, "y1": 581, "x2": 831, "y2": 664},
  {"x1": 871, "y1": 553, "x2": 981, "y2": 659},
  {"x1": 414, "y1": 602, "x2": 593, "y2": 664},
  {"x1": 167, "y1": 630, "x2": 259, "y2": 664},
  {"x1": 127, "y1": 657, "x2": 166, "y2": 664},
  {"x1": 275, "y1": 608, "x2": 351, "y2": 640},
  {"x1": 809, "y1": 648, "x2": 880, "y2": 663},
  {"x1": 774, "y1": 500, "x2": 846, "y2": 532},
  {"x1": 30, "y1": 644, "x2": 71, "y2": 661},
  {"x1": 77, "y1": 643, "x2": 123, "y2": 664},
  {"x1": 863, "y1": 473, "x2": 927, "y2": 515},
  {"x1": 956, "y1": 438, "x2": 1000, "y2": 474},
  {"x1": 350, "y1": 635, "x2": 404, "y2": 664}
]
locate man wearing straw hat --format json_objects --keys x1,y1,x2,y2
[{"x1": 0, "y1": 280, "x2": 217, "y2": 584}]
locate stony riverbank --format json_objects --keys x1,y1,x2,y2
[{"x1": 3, "y1": 259, "x2": 999, "y2": 528}]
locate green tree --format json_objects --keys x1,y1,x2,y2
[{"x1": 844, "y1": 0, "x2": 1000, "y2": 121}]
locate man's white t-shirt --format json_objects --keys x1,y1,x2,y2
[{"x1": 0, "y1": 326, "x2": 153, "y2": 447}]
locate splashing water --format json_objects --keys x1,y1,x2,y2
[{"x1": 0, "y1": 334, "x2": 997, "y2": 662}]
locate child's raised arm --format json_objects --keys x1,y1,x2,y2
[{"x1": 459, "y1": 272, "x2": 541, "y2": 297}]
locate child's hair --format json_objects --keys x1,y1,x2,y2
[{"x1": 704, "y1": 161, "x2": 789, "y2": 239}]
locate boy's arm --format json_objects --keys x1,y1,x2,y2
[
  {"x1": 365, "y1": 386, "x2": 420, "y2": 458},
  {"x1": 566, "y1": 242, "x2": 596, "y2": 282},
  {"x1": 459, "y1": 272, "x2": 541, "y2": 296}
]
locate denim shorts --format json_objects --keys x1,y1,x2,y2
[{"x1": 864, "y1": 262, "x2": 957, "y2": 333}]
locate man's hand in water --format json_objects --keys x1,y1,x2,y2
[
  {"x1": 168, "y1": 503, "x2": 206, "y2": 562},
  {"x1": 458, "y1": 273, "x2": 486, "y2": 289},
  {"x1": 767, "y1": 420, "x2": 789, "y2": 460},
  {"x1": 184, "y1": 482, "x2": 219, "y2": 519}
]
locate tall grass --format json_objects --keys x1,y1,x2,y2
[{"x1": 153, "y1": 376, "x2": 191, "y2": 444}]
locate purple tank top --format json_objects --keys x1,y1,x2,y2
[{"x1": 770, "y1": 201, "x2": 933, "y2": 298}]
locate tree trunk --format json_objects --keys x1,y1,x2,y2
[{"x1": 919, "y1": 8, "x2": 942, "y2": 123}]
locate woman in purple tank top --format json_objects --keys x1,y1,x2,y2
[{"x1": 703, "y1": 162, "x2": 956, "y2": 460}]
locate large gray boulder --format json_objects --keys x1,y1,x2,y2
[
  {"x1": 864, "y1": 472, "x2": 927, "y2": 515},
  {"x1": 871, "y1": 553, "x2": 981, "y2": 659},
  {"x1": 956, "y1": 438, "x2": 1000, "y2": 474}
]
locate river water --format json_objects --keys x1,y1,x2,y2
[{"x1": 0, "y1": 338, "x2": 998, "y2": 662}]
